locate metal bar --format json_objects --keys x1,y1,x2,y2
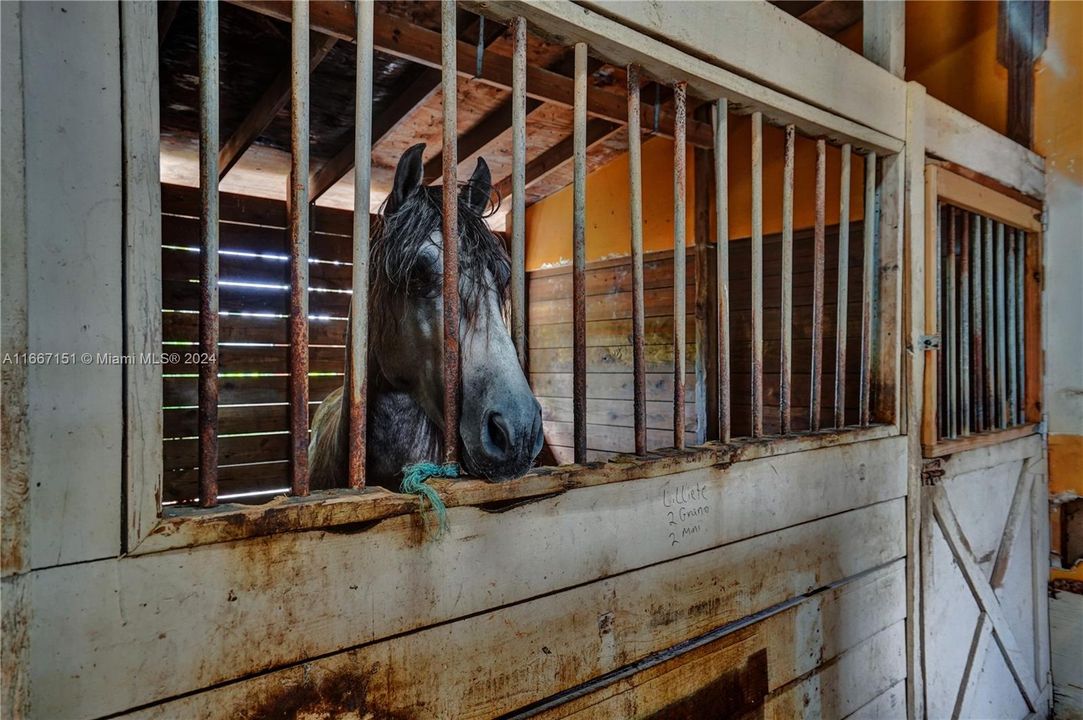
[
  {"x1": 510, "y1": 16, "x2": 527, "y2": 368},
  {"x1": 441, "y1": 0, "x2": 460, "y2": 465},
  {"x1": 1006, "y1": 229, "x2": 1018, "y2": 426},
  {"x1": 780, "y1": 125, "x2": 795, "y2": 435},
  {"x1": 945, "y1": 207, "x2": 958, "y2": 439},
  {"x1": 983, "y1": 215, "x2": 995, "y2": 426},
  {"x1": 1016, "y1": 232, "x2": 1026, "y2": 424},
  {"x1": 288, "y1": 0, "x2": 311, "y2": 496},
  {"x1": 572, "y1": 42, "x2": 588, "y2": 463},
  {"x1": 197, "y1": 0, "x2": 220, "y2": 508},
  {"x1": 714, "y1": 99, "x2": 730, "y2": 443},
  {"x1": 672, "y1": 81, "x2": 688, "y2": 448},
  {"x1": 958, "y1": 211, "x2": 971, "y2": 436},
  {"x1": 971, "y1": 213, "x2": 984, "y2": 432},
  {"x1": 810, "y1": 139, "x2": 827, "y2": 432},
  {"x1": 859, "y1": 151, "x2": 876, "y2": 427},
  {"x1": 749, "y1": 111, "x2": 763, "y2": 438},
  {"x1": 347, "y1": 0, "x2": 373, "y2": 490},
  {"x1": 834, "y1": 143, "x2": 851, "y2": 428},
  {"x1": 995, "y1": 222, "x2": 1008, "y2": 428},
  {"x1": 627, "y1": 64, "x2": 646, "y2": 456}
]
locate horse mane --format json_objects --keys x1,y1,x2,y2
[{"x1": 369, "y1": 181, "x2": 510, "y2": 337}]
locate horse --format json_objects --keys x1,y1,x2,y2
[{"x1": 308, "y1": 143, "x2": 544, "y2": 490}]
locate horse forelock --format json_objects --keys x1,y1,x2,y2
[{"x1": 370, "y1": 182, "x2": 509, "y2": 329}]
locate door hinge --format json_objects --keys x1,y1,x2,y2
[{"x1": 921, "y1": 458, "x2": 945, "y2": 486}]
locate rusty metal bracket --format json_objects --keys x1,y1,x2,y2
[{"x1": 921, "y1": 458, "x2": 945, "y2": 486}]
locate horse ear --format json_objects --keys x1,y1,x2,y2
[
  {"x1": 462, "y1": 157, "x2": 492, "y2": 214},
  {"x1": 388, "y1": 143, "x2": 426, "y2": 214}
]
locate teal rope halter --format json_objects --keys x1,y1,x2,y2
[{"x1": 399, "y1": 462, "x2": 458, "y2": 536}]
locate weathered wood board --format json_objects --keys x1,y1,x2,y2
[{"x1": 29, "y1": 437, "x2": 905, "y2": 718}]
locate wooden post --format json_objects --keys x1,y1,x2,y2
[{"x1": 863, "y1": 0, "x2": 905, "y2": 77}]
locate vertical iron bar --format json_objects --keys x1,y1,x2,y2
[
  {"x1": 983, "y1": 215, "x2": 995, "y2": 426},
  {"x1": 288, "y1": 0, "x2": 311, "y2": 496},
  {"x1": 197, "y1": 0, "x2": 220, "y2": 508},
  {"x1": 1006, "y1": 228, "x2": 1018, "y2": 425},
  {"x1": 714, "y1": 99, "x2": 730, "y2": 443},
  {"x1": 810, "y1": 139, "x2": 827, "y2": 432},
  {"x1": 945, "y1": 207, "x2": 957, "y2": 438},
  {"x1": 995, "y1": 222, "x2": 1008, "y2": 428},
  {"x1": 971, "y1": 213, "x2": 984, "y2": 431},
  {"x1": 441, "y1": 0, "x2": 461, "y2": 464},
  {"x1": 510, "y1": 16, "x2": 527, "y2": 368},
  {"x1": 780, "y1": 126, "x2": 795, "y2": 434},
  {"x1": 627, "y1": 65, "x2": 646, "y2": 456},
  {"x1": 958, "y1": 211, "x2": 971, "y2": 435},
  {"x1": 572, "y1": 42, "x2": 588, "y2": 463},
  {"x1": 834, "y1": 143, "x2": 851, "y2": 428},
  {"x1": 1016, "y1": 232, "x2": 1026, "y2": 423},
  {"x1": 750, "y1": 111, "x2": 763, "y2": 438},
  {"x1": 859, "y1": 151, "x2": 877, "y2": 426},
  {"x1": 671, "y1": 81, "x2": 688, "y2": 446},
  {"x1": 347, "y1": 0, "x2": 373, "y2": 490}
]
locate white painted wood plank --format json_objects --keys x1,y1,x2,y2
[
  {"x1": 953, "y1": 613, "x2": 993, "y2": 719},
  {"x1": 764, "y1": 620, "x2": 907, "y2": 719},
  {"x1": 930, "y1": 486, "x2": 1040, "y2": 710},
  {"x1": 939, "y1": 433, "x2": 1042, "y2": 478},
  {"x1": 844, "y1": 679, "x2": 906, "y2": 720},
  {"x1": 578, "y1": 0, "x2": 907, "y2": 141},
  {"x1": 925, "y1": 97, "x2": 1044, "y2": 200},
  {"x1": 1029, "y1": 455, "x2": 1052, "y2": 701},
  {"x1": 120, "y1": 1, "x2": 164, "y2": 549},
  {"x1": 22, "y1": 1, "x2": 124, "y2": 567},
  {"x1": 122, "y1": 528, "x2": 906, "y2": 720},
  {"x1": 29, "y1": 458, "x2": 906, "y2": 719},
  {"x1": 467, "y1": 1, "x2": 903, "y2": 155},
  {"x1": 1050, "y1": 590, "x2": 1083, "y2": 719},
  {"x1": 863, "y1": 0, "x2": 905, "y2": 77}
]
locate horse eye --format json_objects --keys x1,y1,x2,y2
[{"x1": 407, "y1": 259, "x2": 442, "y2": 298}]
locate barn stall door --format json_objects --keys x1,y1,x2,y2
[{"x1": 919, "y1": 164, "x2": 1051, "y2": 718}]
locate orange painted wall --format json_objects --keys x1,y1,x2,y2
[{"x1": 525, "y1": 128, "x2": 866, "y2": 271}]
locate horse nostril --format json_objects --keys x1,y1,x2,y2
[{"x1": 483, "y1": 411, "x2": 513, "y2": 461}]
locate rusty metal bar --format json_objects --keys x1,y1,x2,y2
[
  {"x1": 1006, "y1": 228, "x2": 1018, "y2": 426},
  {"x1": 672, "y1": 82, "x2": 688, "y2": 449},
  {"x1": 288, "y1": 0, "x2": 311, "y2": 496},
  {"x1": 834, "y1": 143, "x2": 851, "y2": 428},
  {"x1": 858, "y1": 151, "x2": 876, "y2": 427},
  {"x1": 627, "y1": 65, "x2": 646, "y2": 456},
  {"x1": 971, "y1": 213, "x2": 984, "y2": 431},
  {"x1": 441, "y1": 0, "x2": 460, "y2": 465},
  {"x1": 983, "y1": 215, "x2": 995, "y2": 426},
  {"x1": 347, "y1": 0, "x2": 373, "y2": 490},
  {"x1": 510, "y1": 16, "x2": 527, "y2": 368},
  {"x1": 780, "y1": 125, "x2": 795, "y2": 435},
  {"x1": 197, "y1": 0, "x2": 220, "y2": 508},
  {"x1": 995, "y1": 221, "x2": 1008, "y2": 428},
  {"x1": 749, "y1": 111, "x2": 763, "y2": 438},
  {"x1": 1016, "y1": 231, "x2": 1026, "y2": 423},
  {"x1": 958, "y1": 211, "x2": 971, "y2": 435},
  {"x1": 714, "y1": 99, "x2": 730, "y2": 443},
  {"x1": 945, "y1": 207, "x2": 958, "y2": 438},
  {"x1": 810, "y1": 139, "x2": 827, "y2": 432},
  {"x1": 572, "y1": 42, "x2": 588, "y2": 463}
]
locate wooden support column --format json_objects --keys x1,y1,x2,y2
[
  {"x1": 998, "y1": 0, "x2": 1049, "y2": 148},
  {"x1": 862, "y1": 0, "x2": 905, "y2": 77}
]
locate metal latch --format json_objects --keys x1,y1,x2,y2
[{"x1": 921, "y1": 458, "x2": 944, "y2": 486}]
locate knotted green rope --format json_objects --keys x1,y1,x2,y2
[{"x1": 400, "y1": 462, "x2": 458, "y2": 536}]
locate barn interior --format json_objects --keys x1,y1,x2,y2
[{"x1": 157, "y1": 0, "x2": 871, "y2": 504}]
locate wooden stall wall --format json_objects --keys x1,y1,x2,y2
[
  {"x1": 160, "y1": 184, "x2": 356, "y2": 503},
  {"x1": 530, "y1": 222, "x2": 865, "y2": 461}
]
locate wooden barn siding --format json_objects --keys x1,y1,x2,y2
[
  {"x1": 21, "y1": 434, "x2": 908, "y2": 719},
  {"x1": 528, "y1": 221, "x2": 865, "y2": 462}
]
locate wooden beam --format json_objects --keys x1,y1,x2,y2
[
  {"x1": 158, "y1": 0, "x2": 181, "y2": 45},
  {"x1": 229, "y1": 0, "x2": 712, "y2": 148},
  {"x1": 998, "y1": 0, "x2": 1049, "y2": 148},
  {"x1": 493, "y1": 118, "x2": 618, "y2": 200},
  {"x1": 425, "y1": 99, "x2": 543, "y2": 182},
  {"x1": 220, "y1": 34, "x2": 338, "y2": 180},
  {"x1": 862, "y1": 0, "x2": 904, "y2": 77},
  {"x1": 310, "y1": 66, "x2": 442, "y2": 201},
  {"x1": 798, "y1": 0, "x2": 863, "y2": 36}
]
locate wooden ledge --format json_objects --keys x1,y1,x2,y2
[
  {"x1": 131, "y1": 424, "x2": 899, "y2": 556},
  {"x1": 922, "y1": 424, "x2": 1039, "y2": 459}
]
